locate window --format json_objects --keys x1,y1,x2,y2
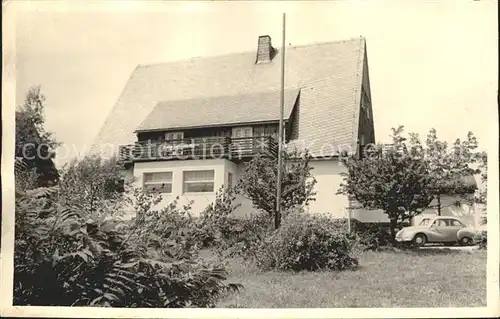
[
  {"x1": 254, "y1": 124, "x2": 278, "y2": 137},
  {"x1": 165, "y1": 132, "x2": 184, "y2": 140},
  {"x1": 164, "y1": 132, "x2": 185, "y2": 155},
  {"x1": 232, "y1": 127, "x2": 253, "y2": 154},
  {"x1": 449, "y1": 219, "x2": 465, "y2": 227},
  {"x1": 419, "y1": 218, "x2": 431, "y2": 226},
  {"x1": 143, "y1": 172, "x2": 173, "y2": 193},
  {"x1": 183, "y1": 170, "x2": 215, "y2": 193},
  {"x1": 227, "y1": 172, "x2": 233, "y2": 189},
  {"x1": 165, "y1": 132, "x2": 184, "y2": 143},
  {"x1": 211, "y1": 130, "x2": 231, "y2": 138},
  {"x1": 232, "y1": 127, "x2": 253, "y2": 138},
  {"x1": 432, "y1": 219, "x2": 448, "y2": 227}
]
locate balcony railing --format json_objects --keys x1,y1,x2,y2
[{"x1": 118, "y1": 136, "x2": 278, "y2": 163}]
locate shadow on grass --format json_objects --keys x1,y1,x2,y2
[{"x1": 380, "y1": 246, "x2": 470, "y2": 256}]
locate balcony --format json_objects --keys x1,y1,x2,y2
[{"x1": 118, "y1": 136, "x2": 278, "y2": 164}]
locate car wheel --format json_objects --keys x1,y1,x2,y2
[
  {"x1": 459, "y1": 236, "x2": 473, "y2": 246},
  {"x1": 412, "y1": 233, "x2": 427, "y2": 247}
]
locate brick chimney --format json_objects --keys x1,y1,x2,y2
[{"x1": 256, "y1": 35, "x2": 276, "y2": 64}]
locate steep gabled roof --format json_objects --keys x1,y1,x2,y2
[
  {"x1": 92, "y1": 37, "x2": 366, "y2": 157},
  {"x1": 136, "y1": 89, "x2": 300, "y2": 132}
]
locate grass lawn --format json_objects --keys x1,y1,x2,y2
[{"x1": 214, "y1": 249, "x2": 487, "y2": 308}]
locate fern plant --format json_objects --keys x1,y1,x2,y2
[{"x1": 14, "y1": 158, "x2": 241, "y2": 307}]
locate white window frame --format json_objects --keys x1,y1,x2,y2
[
  {"x1": 232, "y1": 126, "x2": 253, "y2": 154},
  {"x1": 183, "y1": 169, "x2": 215, "y2": 194},
  {"x1": 164, "y1": 132, "x2": 185, "y2": 155},
  {"x1": 165, "y1": 131, "x2": 184, "y2": 141},
  {"x1": 143, "y1": 171, "x2": 173, "y2": 193},
  {"x1": 232, "y1": 126, "x2": 253, "y2": 138}
]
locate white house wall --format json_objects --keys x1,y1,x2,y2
[
  {"x1": 224, "y1": 161, "x2": 257, "y2": 218},
  {"x1": 230, "y1": 159, "x2": 355, "y2": 220},
  {"x1": 306, "y1": 160, "x2": 350, "y2": 219},
  {"x1": 120, "y1": 167, "x2": 134, "y2": 183},
  {"x1": 127, "y1": 158, "x2": 480, "y2": 228},
  {"x1": 294, "y1": 159, "x2": 387, "y2": 222},
  {"x1": 351, "y1": 207, "x2": 390, "y2": 223},
  {"x1": 131, "y1": 159, "x2": 257, "y2": 218},
  {"x1": 304, "y1": 160, "x2": 480, "y2": 226},
  {"x1": 133, "y1": 159, "x2": 229, "y2": 216}
]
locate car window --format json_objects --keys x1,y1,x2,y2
[
  {"x1": 449, "y1": 219, "x2": 464, "y2": 227},
  {"x1": 432, "y1": 219, "x2": 448, "y2": 227},
  {"x1": 419, "y1": 218, "x2": 431, "y2": 226}
]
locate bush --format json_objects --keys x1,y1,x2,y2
[
  {"x1": 214, "y1": 212, "x2": 273, "y2": 260},
  {"x1": 58, "y1": 155, "x2": 128, "y2": 215},
  {"x1": 14, "y1": 181, "x2": 241, "y2": 307},
  {"x1": 252, "y1": 212, "x2": 359, "y2": 271},
  {"x1": 474, "y1": 230, "x2": 487, "y2": 249},
  {"x1": 130, "y1": 189, "x2": 198, "y2": 249},
  {"x1": 193, "y1": 187, "x2": 273, "y2": 260},
  {"x1": 195, "y1": 187, "x2": 242, "y2": 248},
  {"x1": 352, "y1": 222, "x2": 395, "y2": 251}
]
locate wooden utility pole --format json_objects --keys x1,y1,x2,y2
[{"x1": 275, "y1": 13, "x2": 286, "y2": 229}]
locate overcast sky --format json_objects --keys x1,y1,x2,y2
[{"x1": 13, "y1": 0, "x2": 498, "y2": 166}]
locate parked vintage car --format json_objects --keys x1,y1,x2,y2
[{"x1": 395, "y1": 216, "x2": 475, "y2": 247}]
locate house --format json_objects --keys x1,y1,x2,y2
[{"x1": 91, "y1": 35, "x2": 376, "y2": 219}]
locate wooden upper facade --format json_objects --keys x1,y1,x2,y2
[{"x1": 118, "y1": 121, "x2": 292, "y2": 164}]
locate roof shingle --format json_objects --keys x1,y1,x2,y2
[
  {"x1": 91, "y1": 37, "x2": 366, "y2": 157},
  {"x1": 136, "y1": 89, "x2": 300, "y2": 132}
]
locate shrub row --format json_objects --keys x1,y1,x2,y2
[
  {"x1": 15, "y1": 176, "x2": 386, "y2": 308},
  {"x1": 351, "y1": 221, "x2": 397, "y2": 251},
  {"x1": 14, "y1": 186, "x2": 241, "y2": 307},
  {"x1": 242, "y1": 212, "x2": 359, "y2": 271}
]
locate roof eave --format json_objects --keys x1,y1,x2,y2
[{"x1": 135, "y1": 118, "x2": 291, "y2": 134}]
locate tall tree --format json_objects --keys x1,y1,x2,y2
[
  {"x1": 338, "y1": 126, "x2": 435, "y2": 237},
  {"x1": 236, "y1": 151, "x2": 317, "y2": 228},
  {"x1": 408, "y1": 129, "x2": 479, "y2": 215},
  {"x1": 15, "y1": 86, "x2": 60, "y2": 186}
]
